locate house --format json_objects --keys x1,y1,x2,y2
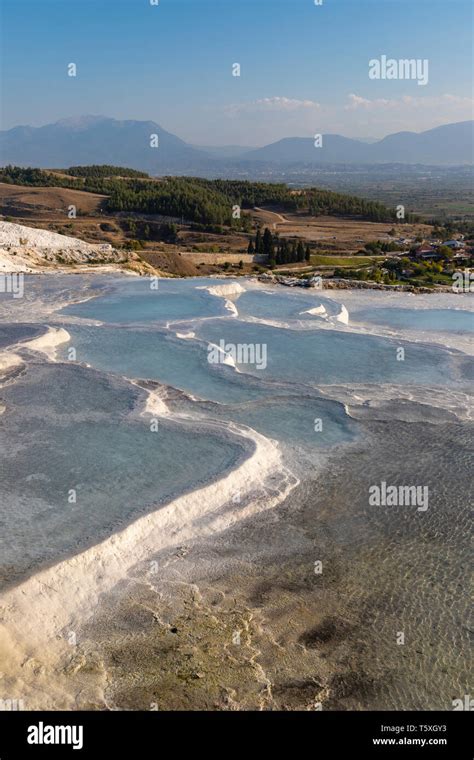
[
  {"x1": 414, "y1": 245, "x2": 435, "y2": 257},
  {"x1": 412, "y1": 245, "x2": 442, "y2": 261},
  {"x1": 419, "y1": 251, "x2": 442, "y2": 260},
  {"x1": 452, "y1": 251, "x2": 471, "y2": 264},
  {"x1": 444, "y1": 240, "x2": 465, "y2": 250}
]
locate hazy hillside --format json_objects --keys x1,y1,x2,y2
[
  {"x1": 242, "y1": 134, "x2": 373, "y2": 164},
  {"x1": 243, "y1": 122, "x2": 474, "y2": 166},
  {"x1": 0, "y1": 116, "x2": 209, "y2": 173},
  {"x1": 1, "y1": 117, "x2": 472, "y2": 172},
  {"x1": 368, "y1": 121, "x2": 474, "y2": 164}
]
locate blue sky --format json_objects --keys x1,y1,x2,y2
[{"x1": 1, "y1": 0, "x2": 472, "y2": 144}]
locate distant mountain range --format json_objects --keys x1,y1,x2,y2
[
  {"x1": 242, "y1": 122, "x2": 474, "y2": 165},
  {"x1": 0, "y1": 116, "x2": 209, "y2": 173},
  {"x1": 1, "y1": 116, "x2": 472, "y2": 174}
]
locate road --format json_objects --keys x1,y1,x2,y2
[{"x1": 253, "y1": 207, "x2": 289, "y2": 224}]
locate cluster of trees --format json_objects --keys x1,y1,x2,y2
[
  {"x1": 106, "y1": 177, "x2": 247, "y2": 227},
  {"x1": 334, "y1": 251, "x2": 463, "y2": 287},
  {"x1": 120, "y1": 219, "x2": 178, "y2": 243},
  {"x1": 334, "y1": 264, "x2": 400, "y2": 285},
  {"x1": 192, "y1": 180, "x2": 397, "y2": 222},
  {"x1": 191, "y1": 179, "x2": 298, "y2": 211},
  {"x1": 334, "y1": 267, "x2": 369, "y2": 281},
  {"x1": 273, "y1": 238, "x2": 311, "y2": 266},
  {"x1": 0, "y1": 165, "x2": 400, "y2": 227},
  {"x1": 0, "y1": 165, "x2": 123, "y2": 196},
  {"x1": 432, "y1": 220, "x2": 474, "y2": 240},
  {"x1": 386, "y1": 257, "x2": 454, "y2": 285},
  {"x1": 0, "y1": 165, "x2": 79, "y2": 188},
  {"x1": 66, "y1": 165, "x2": 149, "y2": 179},
  {"x1": 305, "y1": 189, "x2": 399, "y2": 222},
  {"x1": 364, "y1": 240, "x2": 405, "y2": 254},
  {"x1": 247, "y1": 228, "x2": 311, "y2": 266},
  {"x1": 190, "y1": 222, "x2": 225, "y2": 234}
]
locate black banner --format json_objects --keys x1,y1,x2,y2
[{"x1": 0, "y1": 710, "x2": 471, "y2": 757}]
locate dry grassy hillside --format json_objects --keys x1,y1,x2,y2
[
  {"x1": 252, "y1": 208, "x2": 431, "y2": 250},
  {"x1": 0, "y1": 183, "x2": 105, "y2": 218},
  {"x1": 139, "y1": 250, "x2": 200, "y2": 277}
]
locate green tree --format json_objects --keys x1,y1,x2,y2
[
  {"x1": 438, "y1": 245, "x2": 454, "y2": 261},
  {"x1": 263, "y1": 228, "x2": 274, "y2": 259}
]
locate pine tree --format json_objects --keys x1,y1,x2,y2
[
  {"x1": 263, "y1": 228, "x2": 274, "y2": 259},
  {"x1": 291, "y1": 241, "x2": 297, "y2": 263},
  {"x1": 275, "y1": 242, "x2": 281, "y2": 265},
  {"x1": 305, "y1": 245, "x2": 311, "y2": 262},
  {"x1": 255, "y1": 229, "x2": 262, "y2": 254},
  {"x1": 247, "y1": 239, "x2": 255, "y2": 255},
  {"x1": 297, "y1": 240, "x2": 305, "y2": 262}
]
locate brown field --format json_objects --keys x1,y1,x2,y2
[
  {"x1": 251, "y1": 208, "x2": 431, "y2": 252},
  {"x1": 0, "y1": 183, "x2": 435, "y2": 276},
  {"x1": 0, "y1": 183, "x2": 106, "y2": 218},
  {"x1": 178, "y1": 228, "x2": 249, "y2": 253},
  {"x1": 139, "y1": 250, "x2": 200, "y2": 277},
  {"x1": 0, "y1": 183, "x2": 132, "y2": 248},
  {"x1": 180, "y1": 252, "x2": 258, "y2": 265}
]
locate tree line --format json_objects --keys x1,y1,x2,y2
[
  {"x1": 66, "y1": 165, "x2": 149, "y2": 179},
  {"x1": 0, "y1": 165, "x2": 401, "y2": 226},
  {"x1": 248, "y1": 228, "x2": 311, "y2": 266}
]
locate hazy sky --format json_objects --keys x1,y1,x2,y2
[{"x1": 1, "y1": 0, "x2": 472, "y2": 145}]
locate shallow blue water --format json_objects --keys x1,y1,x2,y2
[
  {"x1": 197, "y1": 319, "x2": 470, "y2": 387},
  {"x1": 235, "y1": 288, "x2": 337, "y2": 321},
  {"x1": 1, "y1": 275, "x2": 472, "y2": 711},
  {"x1": 174, "y1": 394, "x2": 357, "y2": 450},
  {"x1": 59, "y1": 279, "x2": 473, "y2": 395},
  {"x1": 0, "y1": 362, "x2": 243, "y2": 585},
  {"x1": 59, "y1": 324, "x2": 266, "y2": 404},
  {"x1": 0, "y1": 323, "x2": 46, "y2": 348},
  {"x1": 62, "y1": 277, "x2": 229, "y2": 324},
  {"x1": 2, "y1": 276, "x2": 473, "y2": 586},
  {"x1": 352, "y1": 306, "x2": 474, "y2": 333}
]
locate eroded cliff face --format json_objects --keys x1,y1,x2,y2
[{"x1": 0, "y1": 221, "x2": 128, "y2": 272}]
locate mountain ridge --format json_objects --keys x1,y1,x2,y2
[
  {"x1": 242, "y1": 121, "x2": 474, "y2": 165},
  {"x1": 1, "y1": 117, "x2": 472, "y2": 171}
]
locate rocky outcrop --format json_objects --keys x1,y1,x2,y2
[{"x1": 0, "y1": 221, "x2": 127, "y2": 271}]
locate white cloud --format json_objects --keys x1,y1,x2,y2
[
  {"x1": 225, "y1": 96, "x2": 320, "y2": 116},
  {"x1": 203, "y1": 92, "x2": 473, "y2": 145},
  {"x1": 345, "y1": 92, "x2": 474, "y2": 112},
  {"x1": 345, "y1": 94, "x2": 392, "y2": 110}
]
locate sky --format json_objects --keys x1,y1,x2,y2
[{"x1": 0, "y1": 0, "x2": 473, "y2": 146}]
